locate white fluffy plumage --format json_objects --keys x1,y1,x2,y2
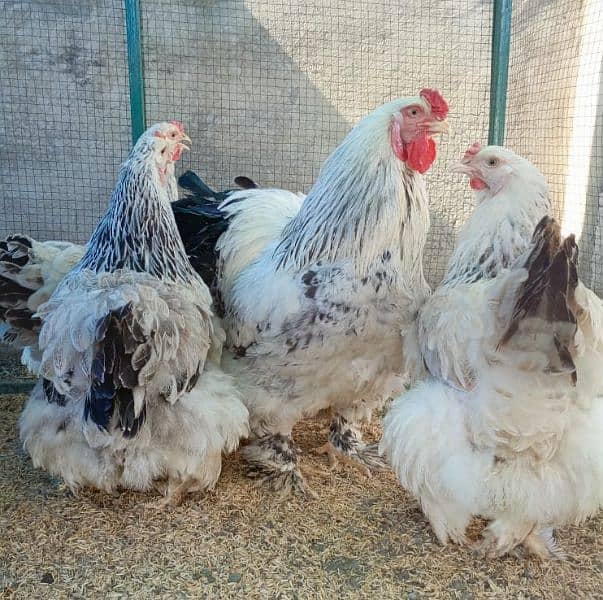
[
  {"x1": 18, "y1": 123, "x2": 248, "y2": 505},
  {"x1": 209, "y1": 93, "x2": 449, "y2": 494},
  {"x1": 381, "y1": 145, "x2": 603, "y2": 558}
]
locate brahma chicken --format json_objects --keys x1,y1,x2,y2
[
  {"x1": 18, "y1": 122, "x2": 249, "y2": 506},
  {"x1": 381, "y1": 144, "x2": 603, "y2": 558},
  {"x1": 172, "y1": 90, "x2": 449, "y2": 495},
  {"x1": 0, "y1": 236, "x2": 84, "y2": 371}
]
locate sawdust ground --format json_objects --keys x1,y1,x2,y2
[{"x1": 1, "y1": 395, "x2": 601, "y2": 599}]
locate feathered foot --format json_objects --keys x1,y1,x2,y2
[
  {"x1": 243, "y1": 434, "x2": 316, "y2": 498},
  {"x1": 522, "y1": 528, "x2": 566, "y2": 560},
  {"x1": 146, "y1": 478, "x2": 195, "y2": 509},
  {"x1": 471, "y1": 520, "x2": 564, "y2": 559},
  {"x1": 313, "y1": 415, "x2": 387, "y2": 476}
]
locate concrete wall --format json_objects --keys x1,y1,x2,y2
[
  {"x1": 1, "y1": 0, "x2": 131, "y2": 243},
  {"x1": 1, "y1": 0, "x2": 601, "y2": 292},
  {"x1": 506, "y1": 0, "x2": 603, "y2": 294}
]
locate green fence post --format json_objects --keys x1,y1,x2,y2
[
  {"x1": 125, "y1": 0, "x2": 146, "y2": 143},
  {"x1": 488, "y1": 0, "x2": 512, "y2": 145}
]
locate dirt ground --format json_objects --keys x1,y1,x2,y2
[{"x1": 1, "y1": 394, "x2": 602, "y2": 599}]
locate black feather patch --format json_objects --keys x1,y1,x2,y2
[
  {"x1": 6, "y1": 234, "x2": 33, "y2": 249},
  {"x1": 116, "y1": 388, "x2": 146, "y2": 438},
  {"x1": 499, "y1": 217, "x2": 579, "y2": 384},
  {"x1": 173, "y1": 170, "x2": 261, "y2": 288},
  {"x1": 233, "y1": 175, "x2": 259, "y2": 189},
  {"x1": 85, "y1": 377, "x2": 115, "y2": 431},
  {"x1": 87, "y1": 304, "x2": 149, "y2": 435},
  {"x1": 43, "y1": 378, "x2": 67, "y2": 406}
]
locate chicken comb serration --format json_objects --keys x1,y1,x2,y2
[
  {"x1": 169, "y1": 120, "x2": 185, "y2": 132},
  {"x1": 462, "y1": 142, "x2": 482, "y2": 161},
  {"x1": 419, "y1": 89, "x2": 448, "y2": 120}
]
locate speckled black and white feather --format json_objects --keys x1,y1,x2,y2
[
  {"x1": 19, "y1": 123, "x2": 248, "y2": 499},
  {"x1": 0, "y1": 235, "x2": 84, "y2": 370},
  {"x1": 206, "y1": 98, "x2": 438, "y2": 491}
]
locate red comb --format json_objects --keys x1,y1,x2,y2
[
  {"x1": 419, "y1": 89, "x2": 448, "y2": 119},
  {"x1": 168, "y1": 120, "x2": 185, "y2": 132},
  {"x1": 463, "y1": 142, "x2": 482, "y2": 161}
]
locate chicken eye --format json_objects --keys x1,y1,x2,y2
[{"x1": 486, "y1": 158, "x2": 499, "y2": 167}]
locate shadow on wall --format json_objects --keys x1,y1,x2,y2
[
  {"x1": 0, "y1": 0, "x2": 131, "y2": 243},
  {"x1": 140, "y1": 0, "x2": 351, "y2": 192},
  {"x1": 2, "y1": 0, "x2": 490, "y2": 288}
]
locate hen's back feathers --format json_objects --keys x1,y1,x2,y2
[
  {"x1": 215, "y1": 187, "x2": 304, "y2": 298},
  {"x1": 37, "y1": 270, "x2": 211, "y2": 439},
  {"x1": 0, "y1": 234, "x2": 84, "y2": 352},
  {"x1": 499, "y1": 217, "x2": 579, "y2": 383}
]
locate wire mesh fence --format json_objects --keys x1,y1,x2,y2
[
  {"x1": 1, "y1": 0, "x2": 132, "y2": 244},
  {"x1": 0, "y1": 0, "x2": 602, "y2": 380},
  {"x1": 140, "y1": 0, "x2": 493, "y2": 285},
  {"x1": 506, "y1": 0, "x2": 603, "y2": 295}
]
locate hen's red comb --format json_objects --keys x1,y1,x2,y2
[
  {"x1": 419, "y1": 89, "x2": 448, "y2": 120},
  {"x1": 169, "y1": 120, "x2": 185, "y2": 132},
  {"x1": 463, "y1": 142, "x2": 482, "y2": 161}
]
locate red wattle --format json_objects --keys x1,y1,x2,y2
[
  {"x1": 405, "y1": 134, "x2": 436, "y2": 174},
  {"x1": 171, "y1": 146, "x2": 183, "y2": 161},
  {"x1": 470, "y1": 177, "x2": 488, "y2": 190}
]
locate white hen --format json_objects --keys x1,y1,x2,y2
[
  {"x1": 19, "y1": 122, "x2": 248, "y2": 506},
  {"x1": 381, "y1": 144, "x2": 603, "y2": 558}
]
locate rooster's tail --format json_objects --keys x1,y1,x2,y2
[{"x1": 172, "y1": 171, "x2": 259, "y2": 288}]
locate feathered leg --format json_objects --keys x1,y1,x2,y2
[
  {"x1": 243, "y1": 433, "x2": 316, "y2": 498},
  {"x1": 420, "y1": 495, "x2": 471, "y2": 546},
  {"x1": 314, "y1": 415, "x2": 386, "y2": 476},
  {"x1": 472, "y1": 517, "x2": 561, "y2": 559},
  {"x1": 522, "y1": 527, "x2": 566, "y2": 560}
]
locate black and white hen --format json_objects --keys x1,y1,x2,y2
[{"x1": 19, "y1": 122, "x2": 248, "y2": 506}]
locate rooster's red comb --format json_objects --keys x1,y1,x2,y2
[
  {"x1": 462, "y1": 142, "x2": 482, "y2": 162},
  {"x1": 419, "y1": 89, "x2": 448, "y2": 120}
]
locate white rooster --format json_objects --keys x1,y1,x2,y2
[
  {"x1": 18, "y1": 122, "x2": 248, "y2": 506},
  {"x1": 173, "y1": 90, "x2": 449, "y2": 495},
  {"x1": 381, "y1": 144, "x2": 603, "y2": 558}
]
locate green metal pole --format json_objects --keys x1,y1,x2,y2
[
  {"x1": 488, "y1": 0, "x2": 512, "y2": 145},
  {"x1": 124, "y1": 0, "x2": 146, "y2": 143}
]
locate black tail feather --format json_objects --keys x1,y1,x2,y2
[
  {"x1": 173, "y1": 170, "x2": 258, "y2": 287},
  {"x1": 178, "y1": 170, "x2": 218, "y2": 199},
  {"x1": 234, "y1": 175, "x2": 259, "y2": 189}
]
